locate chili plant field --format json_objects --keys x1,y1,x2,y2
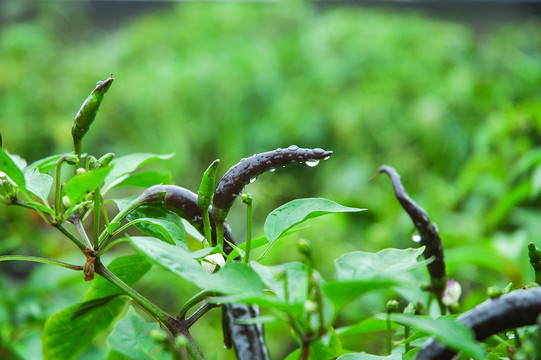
[{"x1": 2, "y1": 2, "x2": 541, "y2": 359}]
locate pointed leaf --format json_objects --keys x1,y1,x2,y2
[
  {"x1": 129, "y1": 236, "x2": 263, "y2": 295},
  {"x1": 0, "y1": 148, "x2": 26, "y2": 188},
  {"x1": 24, "y1": 167, "x2": 53, "y2": 203},
  {"x1": 107, "y1": 307, "x2": 169, "y2": 360},
  {"x1": 103, "y1": 153, "x2": 174, "y2": 193},
  {"x1": 383, "y1": 314, "x2": 485, "y2": 360},
  {"x1": 108, "y1": 170, "x2": 172, "y2": 190},
  {"x1": 264, "y1": 198, "x2": 364, "y2": 246},
  {"x1": 322, "y1": 278, "x2": 398, "y2": 309},
  {"x1": 334, "y1": 247, "x2": 427, "y2": 281},
  {"x1": 127, "y1": 205, "x2": 188, "y2": 249},
  {"x1": 42, "y1": 296, "x2": 127, "y2": 360}
]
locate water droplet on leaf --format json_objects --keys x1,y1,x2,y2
[
  {"x1": 288, "y1": 145, "x2": 299, "y2": 151},
  {"x1": 412, "y1": 234, "x2": 422, "y2": 243},
  {"x1": 305, "y1": 159, "x2": 320, "y2": 167},
  {"x1": 270, "y1": 167, "x2": 276, "y2": 172},
  {"x1": 250, "y1": 177, "x2": 257, "y2": 184}
]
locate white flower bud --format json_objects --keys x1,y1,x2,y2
[
  {"x1": 201, "y1": 253, "x2": 225, "y2": 274},
  {"x1": 442, "y1": 279, "x2": 462, "y2": 306}
]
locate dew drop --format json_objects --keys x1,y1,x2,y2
[
  {"x1": 312, "y1": 148, "x2": 324, "y2": 156},
  {"x1": 288, "y1": 145, "x2": 299, "y2": 151},
  {"x1": 270, "y1": 167, "x2": 276, "y2": 172},
  {"x1": 276, "y1": 148, "x2": 282, "y2": 152},
  {"x1": 305, "y1": 159, "x2": 320, "y2": 167},
  {"x1": 412, "y1": 234, "x2": 422, "y2": 243},
  {"x1": 323, "y1": 156, "x2": 331, "y2": 161},
  {"x1": 250, "y1": 177, "x2": 257, "y2": 184}
]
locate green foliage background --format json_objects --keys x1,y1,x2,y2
[{"x1": 2, "y1": 1, "x2": 541, "y2": 359}]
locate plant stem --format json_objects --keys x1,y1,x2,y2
[
  {"x1": 178, "y1": 290, "x2": 218, "y2": 319},
  {"x1": 73, "y1": 216, "x2": 92, "y2": 249},
  {"x1": 404, "y1": 325, "x2": 411, "y2": 352},
  {"x1": 201, "y1": 211, "x2": 212, "y2": 248},
  {"x1": 186, "y1": 302, "x2": 218, "y2": 327},
  {"x1": 0, "y1": 255, "x2": 83, "y2": 271},
  {"x1": 215, "y1": 220, "x2": 224, "y2": 253},
  {"x1": 386, "y1": 312, "x2": 392, "y2": 355},
  {"x1": 93, "y1": 187, "x2": 101, "y2": 250},
  {"x1": 243, "y1": 194, "x2": 253, "y2": 264}
]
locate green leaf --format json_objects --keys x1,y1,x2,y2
[
  {"x1": 41, "y1": 255, "x2": 151, "y2": 360},
  {"x1": 106, "y1": 170, "x2": 172, "y2": 191},
  {"x1": 42, "y1": 296, "x2": 128, "y2": 360},
  {"x1": 107, "y1": 307, "x2": 169, "y2": 360},
  {"x1": 310, "y1": 328, "x2": 343, "y2": 360},
  {"x1": 337, "y1": 353, "x2": 402, "y2": 360},
  {"x1": 27, "y1": 153, "x2": 66, "y2": 173},
  {"x1": 127, "y1": 205, "x2": 188, "y2": 249},
  {"x1": 334, "y1": 247, "x2": 427, "y2": 280},
  {"x1": 84, "y1": 254, "x2": 151, "y2": 301},
  {"x1": 264, "y1": 198, "x2": 364, "y2": 247},
  {"x1": 382, "y1": 314, "x2": 486, "y2": 360},
  {"x1": 322, "y1": 278, "x2": 398, "y2": 309},
  {"x1": 64, "y1": 166, "x2": 112, "y2": 205},
  {"x1": 24, "y1": 167, "x2": 53, "y2": 203},
  {"x1": 0, "y1": 148, "x2": 26, "y2": 189},
  {"x1": 129, "y1": 236, "x2": 263, "y2": 295},
  {"x1": 336, "y1": 317, "x2": 395, "y2": 337},
  {"x1": 102, "y1": 153, "x2": 174, "y2": 193}
]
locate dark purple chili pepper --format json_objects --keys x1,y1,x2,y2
[
  {"x1": 222, "y1": 303, "x2": 269, "y2": 360},
  {"x1": 378, "y1": 166, "x2": 446, "y2": 304},
  {"x1": 416, "y1": 287, "x2": 541, "y2": 360},
  {"x1": 212, "y1": 145, "x2": 332, "y2": 221}
]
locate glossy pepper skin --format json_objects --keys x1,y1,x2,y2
[
  {"x1": 378, "y1": 166, "x2": 446, "y2": 296},
  {"x1": 416, "y1": 287, "x2": 541, "y2": 360},
  {"x1": 72, "y1": 76, "x2": 114, "y2": 155},
  {"x1": 212, "y1": 146, "x2": 332, "y2": 220},
  {"x1": 139, "y1": 184, "x2": 270, "y2": 360}
]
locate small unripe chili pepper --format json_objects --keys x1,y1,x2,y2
[
  {"x1": 72, "y1": 76, "x2": 114, "y2": 156},
  {"x1": 198, "y1": 159, "x2": 220, "y2": 211},
  {"x1": 96, "y1": 152, "x2": 115, "y2": 169},
  {"x1": 212, "y1": 146, "x2": 332, "y2": 221},
  {"x1": 378, "y1": 166, "x2": 446, "y2": 305}
]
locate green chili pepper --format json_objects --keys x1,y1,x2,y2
[
  {"x1": 72, "y1": 76, "x2": 114, "y2": 157},
  {"x1": 198, "y1": 159, "x2": 220, "y2": 211},
  {"x1": 528, "y1": 242, "x2": 541, "y2": 285},
  {"x1": 96, "y1": 152, "x2": 115, "y2": 169}
]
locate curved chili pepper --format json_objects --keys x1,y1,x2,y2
[
  {"x1": 72, "y1": 76, "x2": 114, "y2": 156},
  {"x1": 378, "y1": 166, "x2": 446, "y2": 303},
  {"x1": 212, "y1": 146, "x2": 332, "y2": 220},
  {"x1": 415, "y1": 287, "x2": 541, "y2": 359}
]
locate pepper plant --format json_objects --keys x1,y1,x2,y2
[{"x1": 2, "y1": 77, "x2": 541, "y2": 360}]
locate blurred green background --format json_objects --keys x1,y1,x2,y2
[{"x1": 2, "y1": 1, "x2": 541, "y2": 359}]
